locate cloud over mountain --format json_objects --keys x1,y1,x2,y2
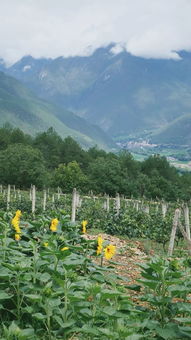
[{"x1": 1, "y1": 0, "x2": 191, "y2": 64}]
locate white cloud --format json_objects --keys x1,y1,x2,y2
[{"x1": 0, "y1": 0, "x2": 191, "y2": 64}]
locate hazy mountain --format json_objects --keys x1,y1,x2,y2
[
  {"x1": 0, "y1": 59, "x2": 5, "y2": 72},
  {"x1": 4, "y1": 46, "x2": 191, "y2": 144},
  {"x1": 151, "y1": 114, "x2": 191, "y2": 145},
  {"x1": 0, "y1": 71, "x2": 114, "y2": 150}
]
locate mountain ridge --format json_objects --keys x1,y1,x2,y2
[
  {"x1": 0, "y1": 71, "x2": 115, "y2": 150},
  {"x1": 2, "y1": 45, "x2": 191, "y2": 145}
]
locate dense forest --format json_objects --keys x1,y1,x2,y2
[{"x1": 0, "y1": 125, "x2": 191, "y2": 201}]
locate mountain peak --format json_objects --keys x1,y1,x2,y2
[{"x1": 3, "y1": 46, "x2": 191, "y2": 146}]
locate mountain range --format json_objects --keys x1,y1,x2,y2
[
  {"x1": 0, "y1": 71, "x2": 115, "y2": 149},
  {"x1": 1, "y1": 45, "x2": 191, "y2": 146}
]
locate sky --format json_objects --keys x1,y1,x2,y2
[{"x1": 1, "y1": 0, "x2": 191, "y2": 64}]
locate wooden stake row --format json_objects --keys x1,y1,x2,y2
[
  {"x1": 1, "y1": 185, "x2": 191, "y2": 251},
  {"x1": 168, "y1": 206, "x2": 191, "y2": 256}
]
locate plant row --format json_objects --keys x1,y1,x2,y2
[{"x1": 0, "y1": 209, "x2": 191, "y2": 339}]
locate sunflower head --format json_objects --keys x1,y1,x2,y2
[{"x1": 104, "y1": 244, "x2": 116, "y2": 260}]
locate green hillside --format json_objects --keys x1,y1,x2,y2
[
  {"x1": 0, "y1": 72, "x2": 114, "y2": 150},
  {"x1": 151, "y1": 114, "x2": 191, "y2": 145},
  {"x1": 6, "y1": 48, "x2": 191, "y2": 144}
]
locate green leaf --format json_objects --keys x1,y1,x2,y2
[
  {"x1": 47, "y1": 298, "x2": 61, "y2": 308},
  {"x1": 138, "y1": 279, "x2": 158, "y2": 289},
  {"x1": 0, "y1": 267, "x2": 11, "y2": 280},
  {"x1": 127, "y1": 284, "x2": 142, "y2": 292},
  {"x1": 102, "y1": 306, "x2": 116, "y2": 316},
  {"x1": 178, "y1": 326, "x2": 191, "y2": 337},
  {"x1": 101, "y1": 289, "x2": 122, "y2": 298},
  {"x1": 19, "y1": 328, "x2": 35, "y2": 339},
  {"x1": 54, "y1": 316, "x2": 75, "y2": 329},
  {"x1": 32, "y1": 313, "x2": 46, "y2": 320},
  {"x1": 69, "y1": 292, "x2": 85, "y2": 301},
  {"x1": 25, "y1": 294, "x2": 42, "y2": 301},
  {"x1": 0, "y1": 291, "x2": 12, "y2": 300},
  {"x1": 63, "y1": 254, "x2": 85, "y2": 266},
  {"x1": 23, "y1": 306, "x2": 33, "y2": 314},
  {"x1": 169, "y1": 285, "x2": 191, "y2": 294},
  {"x1": 79, "y1": 308, "x2": 92, "y2": 316},
  {"x1": 99, "y1": 328, "x2": 118, "y2": 336},
  {"x1": 155, "y1": 324, "x2": 180, "y2": 339},
  {"x1": 90, "y1": 273, "x2": 105, "y2": 283},
  {"x1": 125, "y1": 335, "x2": 144, "y2": 340},
  {"x1": 2, "y1": 263, "x2": 17, "y2": 271},
  {"x1": 37, "y1": 272, "x2": 51, "y2": 283},
  {"x1": 176, "y1": 302, "x2": 191, "y2": 313},
  {"x1": 72, "y1": 325, "x2": 100, "y2": 335},
  {"x1": 116, "y1": 274, "x2": 130, "y2": 282},
  {"x1": 174, "y1": 317, "x2": 191, "y2": 324}
]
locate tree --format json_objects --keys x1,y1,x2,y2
[
  {"x1": 141, "y1": 154, "x2": 178, "y2": 181},
  {"x1": 0, "y1": 127, "x2": 10, "y2": 150},
  {"x1": 135, "y1": 173, "x2": 151, "y2": 197},
  {"x1": 34, "y1": 128, "x2": 63, "y2": 170},
  {"x1": 87, "y1": 146, "x2": 107, "y2": 160},
  {"x1": 52, "y1": 161, "x2": 89, "y2": 193},
  {"x1": 10, "y1": 128, "x2": 32, "y2": 145},
  {"x1": 119, "y1": 150, "x2": 140, "y2": 178},
  {"x1": 149, "y1": 174, "x2": 178, "y2": 200},
  {"x1": 0, "y1": 125, "x2": 32, "y2": 150},
  {"x1": 61, "y1": 136, "x2": 89, "y2": 169},
  {"x1": 178, "y1": 172, "x2": 191, "y2": 201},
  {"x1": 88, "y1": 157, "x2": 124, "y2": 195},
  {"x1": 0, "y1": 144, "x2": 48, "y2": 187}
]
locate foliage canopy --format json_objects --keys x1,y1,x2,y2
[{"x1": 0, "y1": 126, "x2": 190, "y2": 200}]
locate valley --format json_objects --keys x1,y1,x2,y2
[
  {"x1": 1, "y1": 45, "x2": 191, "y2": 166},
  {"x1": 117, "y1": 137, "x2": 191, "y2": 171}
]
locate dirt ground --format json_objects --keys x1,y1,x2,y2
[
  {"x1": 84, "y1": 233, "x2": 191, "y2": 307},
  {"x1": 84, "y1": 233, "x2": 149, "y2": 290}
]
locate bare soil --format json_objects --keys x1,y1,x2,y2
[{"x1": 84, "y1": 233, "x2": 149, "y2": 291}]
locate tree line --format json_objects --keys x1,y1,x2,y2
[{"x1": 0, "y1": 125, "x2": 191, "y2": 201}]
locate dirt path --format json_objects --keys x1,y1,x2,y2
[{"x1": 85, "y1": 233, "x2": 149, "y2": 287}]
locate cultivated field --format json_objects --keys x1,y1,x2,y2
[{"x1": 0, "y1": 186, "x2": 191, "y2": 339}]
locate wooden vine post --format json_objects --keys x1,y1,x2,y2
[
  {"x1": 103, "y1": 200, "x2": 107, "y2": 210},
  {"x1": 178, "y1": 221, "x2": 191, "y2": 255},
  {"x1": 7, "y1": 184, "x2": 11, "y2": 210},
  {"x1": 79, "y1": 196, "x2": 82, "y2": 207},
  {"x1": 31, "y1": 185, "x2": 36, "y2": 214},
  {"x1": 29, "y1": 186, "x2": 32, "y2": 201},
  {"x1": 145, "y1": 205, "x2": 150, "y2": 214},
  {"x1": 71, "y1": 188, "x2": 77, "y2": 222},
  {"x1": 184, "y1": 204, "x2": 190, "y2": 240},
  {"x1": 52, "y1": 194, "x2": 55, "y2": 203},
  {"x1": 57, "y1": 187, "x2": 61, "y2": 200},
  {"x1": 115, "y1": 193, "x2": 120, "y2": 216},
  {"x1": 76, "y1": 191, "x2": 80, "y2": 208},
  {"x1": 162, "y1": 202, "x2": 167, "y2": 218},
  {"x1": 43, "y1": 190, "x2": 47, "y2": 211},
  {"x1": 103, "y1": 194, "x2": 107, "y2": 210},
  {"x1": 168, "y1": 208, "x2": 180, "y2": 256},
  {"x1": 18, "y1": 189, "x2": 21, "y2": 201},
  {"x1": 106, "y1": 195, "x2": 110, "y2": 212}
]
